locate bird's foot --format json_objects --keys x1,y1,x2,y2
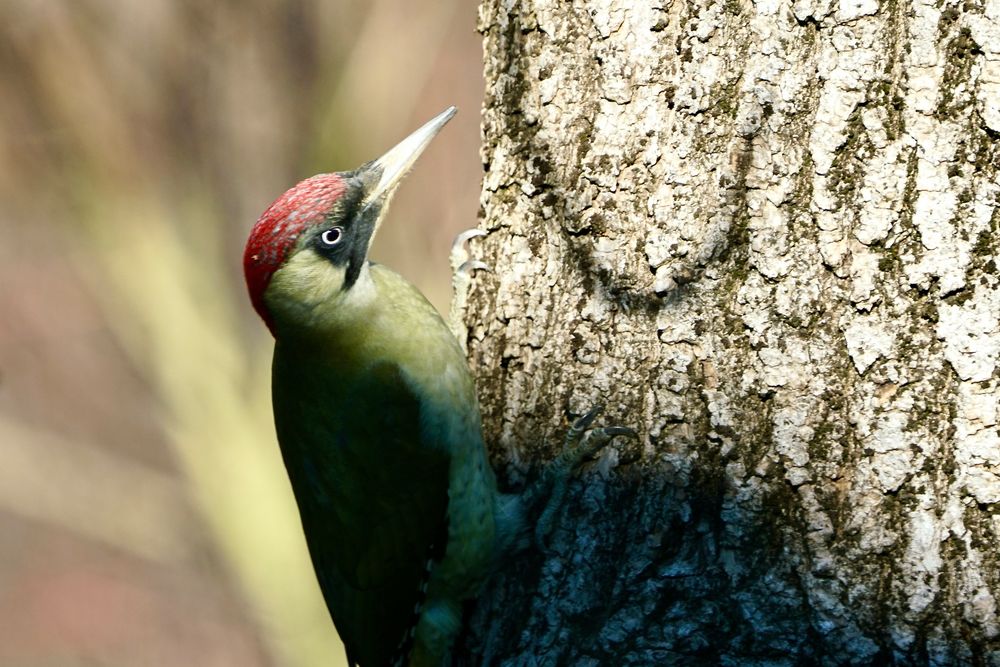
[
  {"x1": 494, "y1": 407, "x2": 637, "y2": 558},
  {"x1": 450, "y1": 228, "x2": 490, "y2": 275},
  {"x1": 534, "y1": 406, "x2": 636, "y2": 553},
  {"x1": 448, "y1": 228, "x2": 489, "y2": 348}
]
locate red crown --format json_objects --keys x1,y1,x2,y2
[{"x1": 243, "y1": 173, "x2": 347, "y2": 333}]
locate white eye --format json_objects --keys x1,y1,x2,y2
[{"x1": 320, "y1": 227, "x2": 343, "y2": 246}]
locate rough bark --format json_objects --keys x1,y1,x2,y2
[{"x1": 455, "y1": 0, "x2": 1000, "y2": 664}]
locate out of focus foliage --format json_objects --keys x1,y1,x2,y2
[{"x1": 0, "y1": 2, "x2": 481, "y2": 666}]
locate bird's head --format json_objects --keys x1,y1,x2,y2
[{"x1": 244, "y1": 107, "x2": 456, "y2": 336}]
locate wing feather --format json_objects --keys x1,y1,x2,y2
[{"x1": 273, "y1": 356, "x2": 449, "y2": 667}]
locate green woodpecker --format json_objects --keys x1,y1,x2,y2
[{"x1": 244, "y1": 108, "x2": 632, "y2": 666}]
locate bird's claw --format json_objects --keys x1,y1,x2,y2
[
  {"x1": 453, "y1": 227, "x2": 488, "y2": 247},
  {"x1": 562, "y1": 406, "x2": 637, "y2": 462},
  {"x1": 570, "y1": 405, "x2": 603, "y2": 433},
  {"x1": 534, "y1": 406, "x2": 637, "y2": 553},
  {"x1": 458, "y1": 259, "x2": 490, "y2": 275},
  {"x1": 450, "y1": 228, "x2": 488, "y2": 272},
  {"x1": 578, "y1": 425, "x2": 639, "y2": 460},
  {"x1": 449, "y1": 228, "x2": 490, "y2": 347}
]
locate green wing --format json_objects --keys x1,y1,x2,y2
[{"x1": 273, "y1": 356, "x2": 449, "y2": 667}]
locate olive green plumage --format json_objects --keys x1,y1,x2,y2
[
  {"x1": 244, "y1": 109, "x2": 498, "y2": 666},
  {"x1": 271, "y1": 265, "x2": 496, "y2": 666}
]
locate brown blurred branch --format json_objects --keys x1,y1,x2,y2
[{"x1": 0, "y1": 415, "x2": 196, "y2": 563}]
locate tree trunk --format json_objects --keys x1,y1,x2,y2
[{"x1": 456, "y1": 0, "x2": 1000, "y2": 664}]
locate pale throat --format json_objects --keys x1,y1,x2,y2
[{"x1": 265, "y1": 249, "x2": 377, "y2": 335}]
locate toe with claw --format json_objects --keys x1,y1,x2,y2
[
  {"x1": 493, "y1": 407, "x2": 637, "y2": 559},
  {"x1": 450, "y1": 228, "x2": 489, "y2": 273},
  {"x1": 449, "y1": 228, "x2": 490, "y2": 348},
  {"x1": 534, "y1": 406, "x2": 638, "y2": 553}
]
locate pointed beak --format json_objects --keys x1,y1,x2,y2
[{"x1": 361, "y1": 106, "x2": 457, "y2": 208}]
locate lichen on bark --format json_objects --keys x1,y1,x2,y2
[{"x1": 459, "y1": 0, "x2": 1000, "y2": 663}]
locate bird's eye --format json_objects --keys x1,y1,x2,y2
[{"x1": 320, "y1": 227, "x2": 344, "y2": 246}]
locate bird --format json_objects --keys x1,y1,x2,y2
[
  {"x1": 243, "y1": 108, "x2": 634, "y2": 666},
  {"x1": 243, "y1": 107, "x2": 497, "y2": 666}
]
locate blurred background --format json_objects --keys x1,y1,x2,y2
[{"x1": 0, "y1": 2, "x2": 483, "y2": 666}]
